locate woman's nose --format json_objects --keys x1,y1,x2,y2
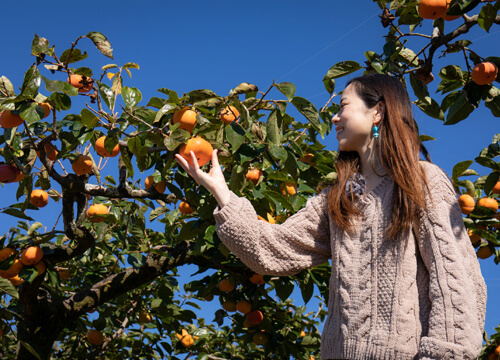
[{"x1": 332, "y1": 112, "x2": 340, "y2": 123}]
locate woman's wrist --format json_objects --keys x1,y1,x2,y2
[{"x1": 213, "y1": 186, "x2": 231, "y2": 208}]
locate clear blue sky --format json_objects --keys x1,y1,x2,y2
[{"x1": 1, "y1": 0, "x2": 499, "y2": 340}]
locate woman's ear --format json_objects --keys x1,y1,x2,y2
[{"x1": 374, "y1": 101, "x2": 385, "y2": 125}]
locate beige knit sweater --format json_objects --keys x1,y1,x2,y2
[{"x1": 213, "y1": 161, "x2": 487, "y2": 359}]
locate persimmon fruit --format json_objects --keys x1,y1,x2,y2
[
  {"x1": 72, "y1": 155, "x2": 93, "y2": 175},
  {"x1": 492, "y1": 181, "x2": 500, "y2": 194},
  {"x1": 0, "y1": 110, "x2": 23, "y2": 128},
  {"x1": 9, "y1": 275, "x2": 23, "y2": 286},
  {"x1": 86, "y1": 204, "x2": 108, "y2": 223},
  {"x1": 95, "y1": 136, "x2": 120, "y2": 157},
  {"x1": 252, "y1": 332, "x2": 268, "y2": 345},
  {"x1": 477, "y1": 246, "x2": 493, "y2": 259},
  {"x1": 280, "y1": 182, "x2": 297, "y2": 196},
  {"x1": 246, "y1": 169, "x2": 262, "y2": 185},
  {"x1": 471, "y1": 62, "x2": 498, "y2": 86},
  {"x1": 179, "y1": 201, "x2": 194, "y2": 214},
  {"x1": 87, "y1": 329, "x2": 104, "y2": 346},
  {"x1": 67, "y1": 74, "x2": 94, "y2": 93},
  {"x1": 443, "y1": 0, "x2": 460, "y2": 20},
  {"x1": 20, "y1": 246, "x2": 43, "y2": 266},
  {"x1": 145, "y1": 175, "x2": 166, "y2": 193},
  {"x1": 468, "y1": 230, "x2": 481, "y2": 244},
  {"x1": 236, "y1": 300, "x2": 252, "y2": 314},
  {"x1": 34, "y1": 261, "x2": 46, "y2": 276},
  {"x1": 57, "y1": 267, "x2": 71, "y2": 280},
  {"x1": 173, "y1": 108, "x2": 197, "y2": 134},
  {"x1": 246, "y1": 310, "x2": 264, "y2": 325},
  {"x1": 477, "y1": 197, "x2": 499, "y2": 212},
  {"x1": 218, "y1": 278, "x2": 236, "y2": 292},
  {"x1": 220, "y1": 106, "x2": 240, "y2": 124},
  {"x1": 458, "y1": 194, "x2": 475, "y2": 215},
  {"x1": 138, "y1": 311, "x2": 153, "y2": 324},
  {"x1": 178, "y1": 137, "x2": 213, "y2": 167},
  {"x1": 249, "y1": 274, "x2": 265, "y2": 285},
  {"x1": 222, "y1": 300, "x2": 237, "y2": 312},
  {"x1": 0, "y1": 259, "x2": 23, "y2": 279},
  {"x1": 0, "y1": 247, "x2": 15, "y2": 262},
  {"x1": 37, "y1": 143, "x2": 58, "y2": 162},
  {"x1": 39, "y1": 102, "x2": 52, "y2": 119},
  {"x1": 299, "y1": 153, "x2": 315, "y2": 165},
  {"x1": 30, "y1": 189, "x2": 49, "y2": 208},
  {"x1": 417, "y1": 0, "x2": 447, "y2": 19},
  {"x1": 0, "y1": 164, "x2": 21, "y2": 183}
]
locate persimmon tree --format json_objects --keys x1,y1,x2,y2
[{"x1": 0, "y1": 1, "x2": 499, "y2": 359}]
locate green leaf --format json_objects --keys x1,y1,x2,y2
[
  {"x1": 1, "y1": 208, "x2": 34, "y2": 221},
  {"x1": 225, "y1": 122, "x2": 246, "y2": 153},
  {"x1": 229, "y1": 82, "x2": 258, "y2": 96},
  {"x1": 0, "y1": 76, "x2": 16, "y2": 96},
  {"x1": 123, "y1": 62, "x2": 140, "y2": 69},
  {"x1": 128, "y1": 137, "x2": 148, "y2": 158},
  {"x1": 60, "y1": 48, "x2": 88, "y2": 64},
  {"x1": 0, "y1": 277, "x2": 19, "y2": 299},
  {"x1": 150, "y1": 207, "x2": 167, "y2": 222},
  {"x1": 31, "y1": 34, "x2": 54, "y2": 57},
  {"x1": 415, "y1": 98, "x2": 444, "y2": 121},
  {"x1": 484, "y1": 172, "x2": 500, "y2": 195},
  {"x1": 85, "y1": 31, "x2": 113, "y2": 59},
  {"x1": 275, "y1": 82, "x2": 296, "y2": 101},
  {"x1": 81, "y1": 108, "x2": 99, "y2": 128},
  {"x1": 409, "y1": 72, "x2": 430, "y2": 103},
  {"x1": 299, "y1": 272, "x2": 314, "y2": 304},
  {"x1": 446, "y1": 0, "x2": 480, "y2": 15},
  {"x1": 157, "y1": 88, "x2": 180, "y2": 104},
  {"x1": 452, "y1": 160, "x2": 473, "y2": 180},
  {"x1": 102, "y1": 64, "x2": 118, "y2": 71},
  {"x1": 19, "y1": 341, "x2": 42, "y2": 360},
  {"x1": 419, "y1": 135, "x2": 435, "y2": 142},
  {"x1": 21, "y1": 65, "x2": 41, "y2": 97},
  {"x1": 266, "y1": 109, "x2": 282, "y2": 146},
  {"x1": 41, "y1": 76, "x2": 78, "y2": 96},
  {"x1": 122, "y1": 86, "x2": 142, "y2": 108},
  {"x1": 444, "y1": 91, "x2": 475, "y2": 125},
  {"x1": 20, "y1": 102, "x2": 43, "y2": 124},
  {"x1": 127, "y1": 253, "x2": 147, "y2": 269},
  {"x1": 475, "y1": 156, "x2": 500, "y2": 171},
  {"x1": 439, "y1": 65, "x2": 464, "y2": 81},
  {"x1": 485, "y1": 95, "x2": 500, "y2": 117},
  {"x1": 48, "y1": 92, "x2": 72, "y2": 111},
  {"x1": 274, "y1": 278, "x2": 294, "y2": 301},
  {"x1": 477, "y1": 3, "x2": 497, "y2": 32},
  {"x1": 323, "y1": 61, "x2": 363, "y2": 80},
  {"x1": 291, "y1": 97, "x2": 320, "y2": 130},
  {"x1": 98, "y1": 82, "x2": 115, "y2": 110}
]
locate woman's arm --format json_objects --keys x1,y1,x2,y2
[
  {"x1": 416, "y1": 163, "x2": 487, "y2": 359},
  {"x1": 174, "y1": 149, "x2": 332, "y2": 276},
  {"x1": 213, "y1": 187, "x2": 332, "y2": 276}
]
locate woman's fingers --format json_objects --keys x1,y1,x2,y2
[{"x1": 211, "y1": 149, "x2": 220, "y2": 168}]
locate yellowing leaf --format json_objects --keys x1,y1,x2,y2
[{"x1": 107, "y1": 72, "x2": 116, "y2": 80}]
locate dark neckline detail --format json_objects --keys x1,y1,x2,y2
[{"x1": 358, "y1": 175, "x2": 391, "y2": 204}]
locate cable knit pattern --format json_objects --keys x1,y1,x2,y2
[{"x1": 213, "y1": 161, "x2": 487, "y2": 360}]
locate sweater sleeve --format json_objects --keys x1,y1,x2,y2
[
  {"x1": 213, "y1": 187, "x2": 332, "y2": 276},
  {"x1": 416, "y1": 163, "x2": 487, "y2": 360}
]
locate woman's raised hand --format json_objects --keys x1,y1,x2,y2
[{"x1": 174, "y1": 149, "x2": 231, "y2": 208}]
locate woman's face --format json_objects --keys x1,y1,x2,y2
[{"x1": 332, "y1": 84, "x2": 380, "y2": 154}]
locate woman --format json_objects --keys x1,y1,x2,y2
[{"x1": 175, "y1": 74, "x2": 487, "y2": 359}]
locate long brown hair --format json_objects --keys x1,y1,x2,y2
[{"x1": 328, "y1": 73, "x2": 430, "y2": 239}]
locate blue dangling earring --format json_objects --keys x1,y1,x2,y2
[{"x1": 372, "y1": 125, "x2": 379, "y2": 140}]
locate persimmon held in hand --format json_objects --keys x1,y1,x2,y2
[{"x1": 178, "y1": 137, "x2": 213, "y2": 167}]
